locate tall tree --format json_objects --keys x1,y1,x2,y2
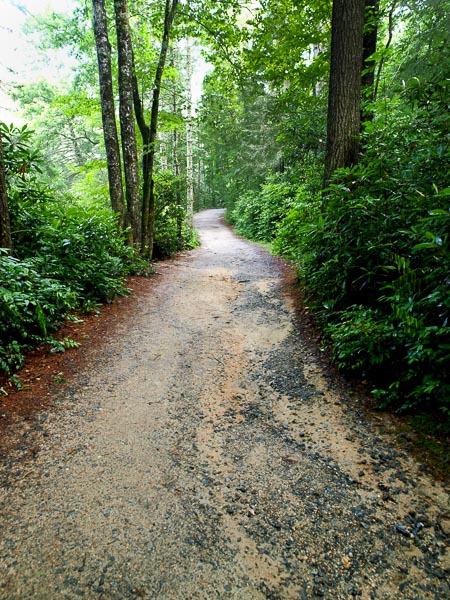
[
  {"x1": 185, "y1": 38, "x2": 194, "y2": 220},
  {"x1": 114, "y1": 0, "x2": 141, "y2": 246},
  {"x1": 171, "y1": 55, "x2": 181, "y2": 176},
  {"x1": 92, "y1": 0, "x2": 127, "y2": 228},
  {"x1": 324, "y1": 0, "x2": 366, "y2": 182},
  {"x1": 0, "y1": 129, "x2": 12, "y2": 251},
  {"x1": 362, "y1": 0, "x2": 379, "y2": 99},
  {"x1": 133, "y1": 0, "x2": 179, "y2": 258}
]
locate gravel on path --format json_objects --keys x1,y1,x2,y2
[{"x1": 0, "y1": 209, "x2": 449, "y2": 599}]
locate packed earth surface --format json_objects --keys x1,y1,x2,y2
[{"x1": 0, "y1": 209, "x2": 449, "y2": 599}]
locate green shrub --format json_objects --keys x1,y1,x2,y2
[
  {"x1": 0, "y1": 121, "x2": 148, "y2": 379},
  {"x1": 153, "y1": 171, "x2": 199, "y2": 258},
  {"x1": 272, "y1": 186, "x2": 321, "y2": 260},
  {"x1": 231, "y1": 190, "x2": 262, "y2": 239},
  {"x1": 232, "y1": 173, "x2": 295, "y2": 242},
  {"x1": 12, "y1": 201, "x2": 143, "y2": 304},
  {"x1": 0, "y1": 252, "x2": 77, "y2": 374},
  {"x1": 291, "y1": 76, "x2": 450, "y2": 414}
]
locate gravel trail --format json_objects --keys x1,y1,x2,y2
[{"x1": 0, "y1": 209, "x2": 449, "y2": 599}]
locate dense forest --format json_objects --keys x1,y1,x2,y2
[{"x1": 0, "y1": 0, "x2": 448, "y2": 421}]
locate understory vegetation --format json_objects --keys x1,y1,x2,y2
[
  {"x1": 229, "y1": 81, "x2": 449, "y2": 418},
  {"x1": 0, "y1": 123, "x2": 148, "y2": 377},
  {"x1": 0, "y1": 119, "x2": 197, "y2": 379},
  {"x1": 277, "y1": 84, "x2": 450, "y2": 415},
  {"x1": 209, "y1": 2, "x2": 450, "y2": 420}
]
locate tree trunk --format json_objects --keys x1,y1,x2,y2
[
  {"x1": 171, "y1": 80, "x2": 183, "y2": 240},
  {"x1": 173, "y1": 127, "x2": 180, "y2": 176},
  {"x1": 140, "y1": 0, "x2": 179, "y2": 258},
  {"x1": 197, "y1": 157, "x2": 202, "y2": 211},
  {"x1": 159, "y1": 132, "x2": 168, "y2": 171},
  {"x1": 0, "y1": 131, "x2": 12, "y2": 251},
  {"x1": 68, "y1": 119, "x2": 85, "y2": 167},
  {"x1": 132, "y1": 50, "x2": 151, "y2": 246},
  {"x1": 324, "y1": 0, "x2": 366, "y2": 183},
  {"x1": 92, "y1": 0, "x2": 126, "y2": 229},
  {"x1": 185, "y1": 38, "x2": 194, "y2": 221},
  {"x1": 114, "y1": 0, "x2": 141, "y2": 247},
  {"x1": 374, "y1": 0, "x2": 398, "y2": 100},
  {"x1": 361, "y1": 0, "x2": 380, "y2": 121},
  {"x1": 312, "y1": 43, "x2": 324, "y2": 97},
  {"x1": 172, "y1": 70, "x2": 180, "y2": 177}
]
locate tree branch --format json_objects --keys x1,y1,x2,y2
[
  {"x1": 177, "y1": 7, "x2": 241, "y2": 75},
  {"x1": 374, "y1": 0, "x2": 398, "y2": 99}
]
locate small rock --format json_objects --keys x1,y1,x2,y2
[{"x1": 395, "y1": 524, "x2": 413, "y2": 538}]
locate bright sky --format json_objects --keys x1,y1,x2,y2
[
  {"x1": 0, "y1": 0, "x2": 76, "y2": 121},
  {"x1": 0, "y1": 0, "x2": 209, "y2": 122}
]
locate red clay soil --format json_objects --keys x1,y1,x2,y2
[
  {"x1": 0, "y1": 254, "x2": 324, "y2": 456},
  {"x1": 0, "y1": 275, "x2": 158, "y2": 448},
  {"x1": 1, "y1": 257, "x2": 448, "y2": 480},
  {"x1": 0, "y1": 258, "x2": 317, "y2": 440}
]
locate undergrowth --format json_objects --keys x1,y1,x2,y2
[
  {"x1": 230, "y1": 75, "x2": 450, "y2": 421},
  {"x1": 0, "y1": 123, "x2": 148, "y2": 380}
]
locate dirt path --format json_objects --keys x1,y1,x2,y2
[{"x1": 0, "y1": 209, "x2": 449, "y2": 599}]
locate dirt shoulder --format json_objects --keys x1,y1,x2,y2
[{"x1": 0, "y1": 209, "x2": 449, "y2": 599}]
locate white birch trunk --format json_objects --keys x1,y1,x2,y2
[
  {"x1": 159, "y1": 132, "x2": 169, "y2": 171},
  {"x1": 185, "y1": 38, "x2": 194, "y2": 219}
]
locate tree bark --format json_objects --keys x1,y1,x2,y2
[
  {"x1": 324, "y1": 0, "x2": 366, "y2": 183},
  {"x1": 68, "y1": 119, "x2": 85, "y2": 167},
  {"x1": 185, "y1": 38, "x2": 194, "y2": 221},
  {"x1": 168, "y1": 66, "x2": 184, "y2": 241},
  {"x1": 137, "y1": 0, "x2": 178, "y2": 258},
  {"x1": 0, "y1": 130, "x2": 12, "y2": 251},
  {"x1": 172, "y1": 64, "x2": 180, "y2": 177},
  {"x1": 114, "y1": 0, "x2": 141, "y2": 247},
  {"x1": 361, "y1": 0, "x2": 380, "y2": 122},
  {"x1": 362, "y1": 0, "x2": 379, "y2": 94},
  {"x1": 159, "y1": 132, "x2": 168, "y2": 171},
  {"x1": 374, "y1": 0, "x2": 398, "y2": 100},
  {"x1": 173, "y1": 127, "x2": 180, "y2": 176},
  {"x1": 92, "y1": 0, "x2": 126, "y2": 229}
]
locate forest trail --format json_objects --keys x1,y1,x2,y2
[{"x1": 0, "y1": 209, "x2": 449, "y2": 599}]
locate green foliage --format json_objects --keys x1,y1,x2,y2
[
  {"x1": 153, "y1": 171, "x2": 199, "y2": 258},
  {"x1": 0, "y1": 122, "x2": 148, "y2": 379},
  {"x1": 231, "y1": 174, "x2": 296, "y2": 242},
  {"x1": 196, "y1": 0, "x2": 330, "y2": 213},
  {"x1": 231, "y1": 155, "x2": 323, "y2": 253},
  {"x1": 198, "y1": 73, "x2": 284, "y2": 212},
  {"x1": 49, "y1": 337, "x2": 82, "y2": 353},
  {"x1": 13, "y1": 202, "x2": 140, "y2": 303},
  {"x1": 229, "y1": 46, "x2": 450, "y2": 417},
  {"x1": 243, "y1": 0, "x2": 331, "y2": 98},
  {"x1": 0, "y1": 122, "x2": 43, "y2": 180},
  {"x1": 272, "y1": 190, "x2": 321, "y2": 261},
  {"x1": 272, "y1": 157, "x2": 324, "y2": 258},
  {"x1": 288, "y1": 72, "x2": 450, "y2": 414},
  {"x1": 389, "y1": 0, "x2": 450, "y2": 89},
  {"x1": 0, "y1": 252, "x2": 77, "y2": 374},
  {"x1": 10, "y1": 82, "x2": 105, "y2": 195}
]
